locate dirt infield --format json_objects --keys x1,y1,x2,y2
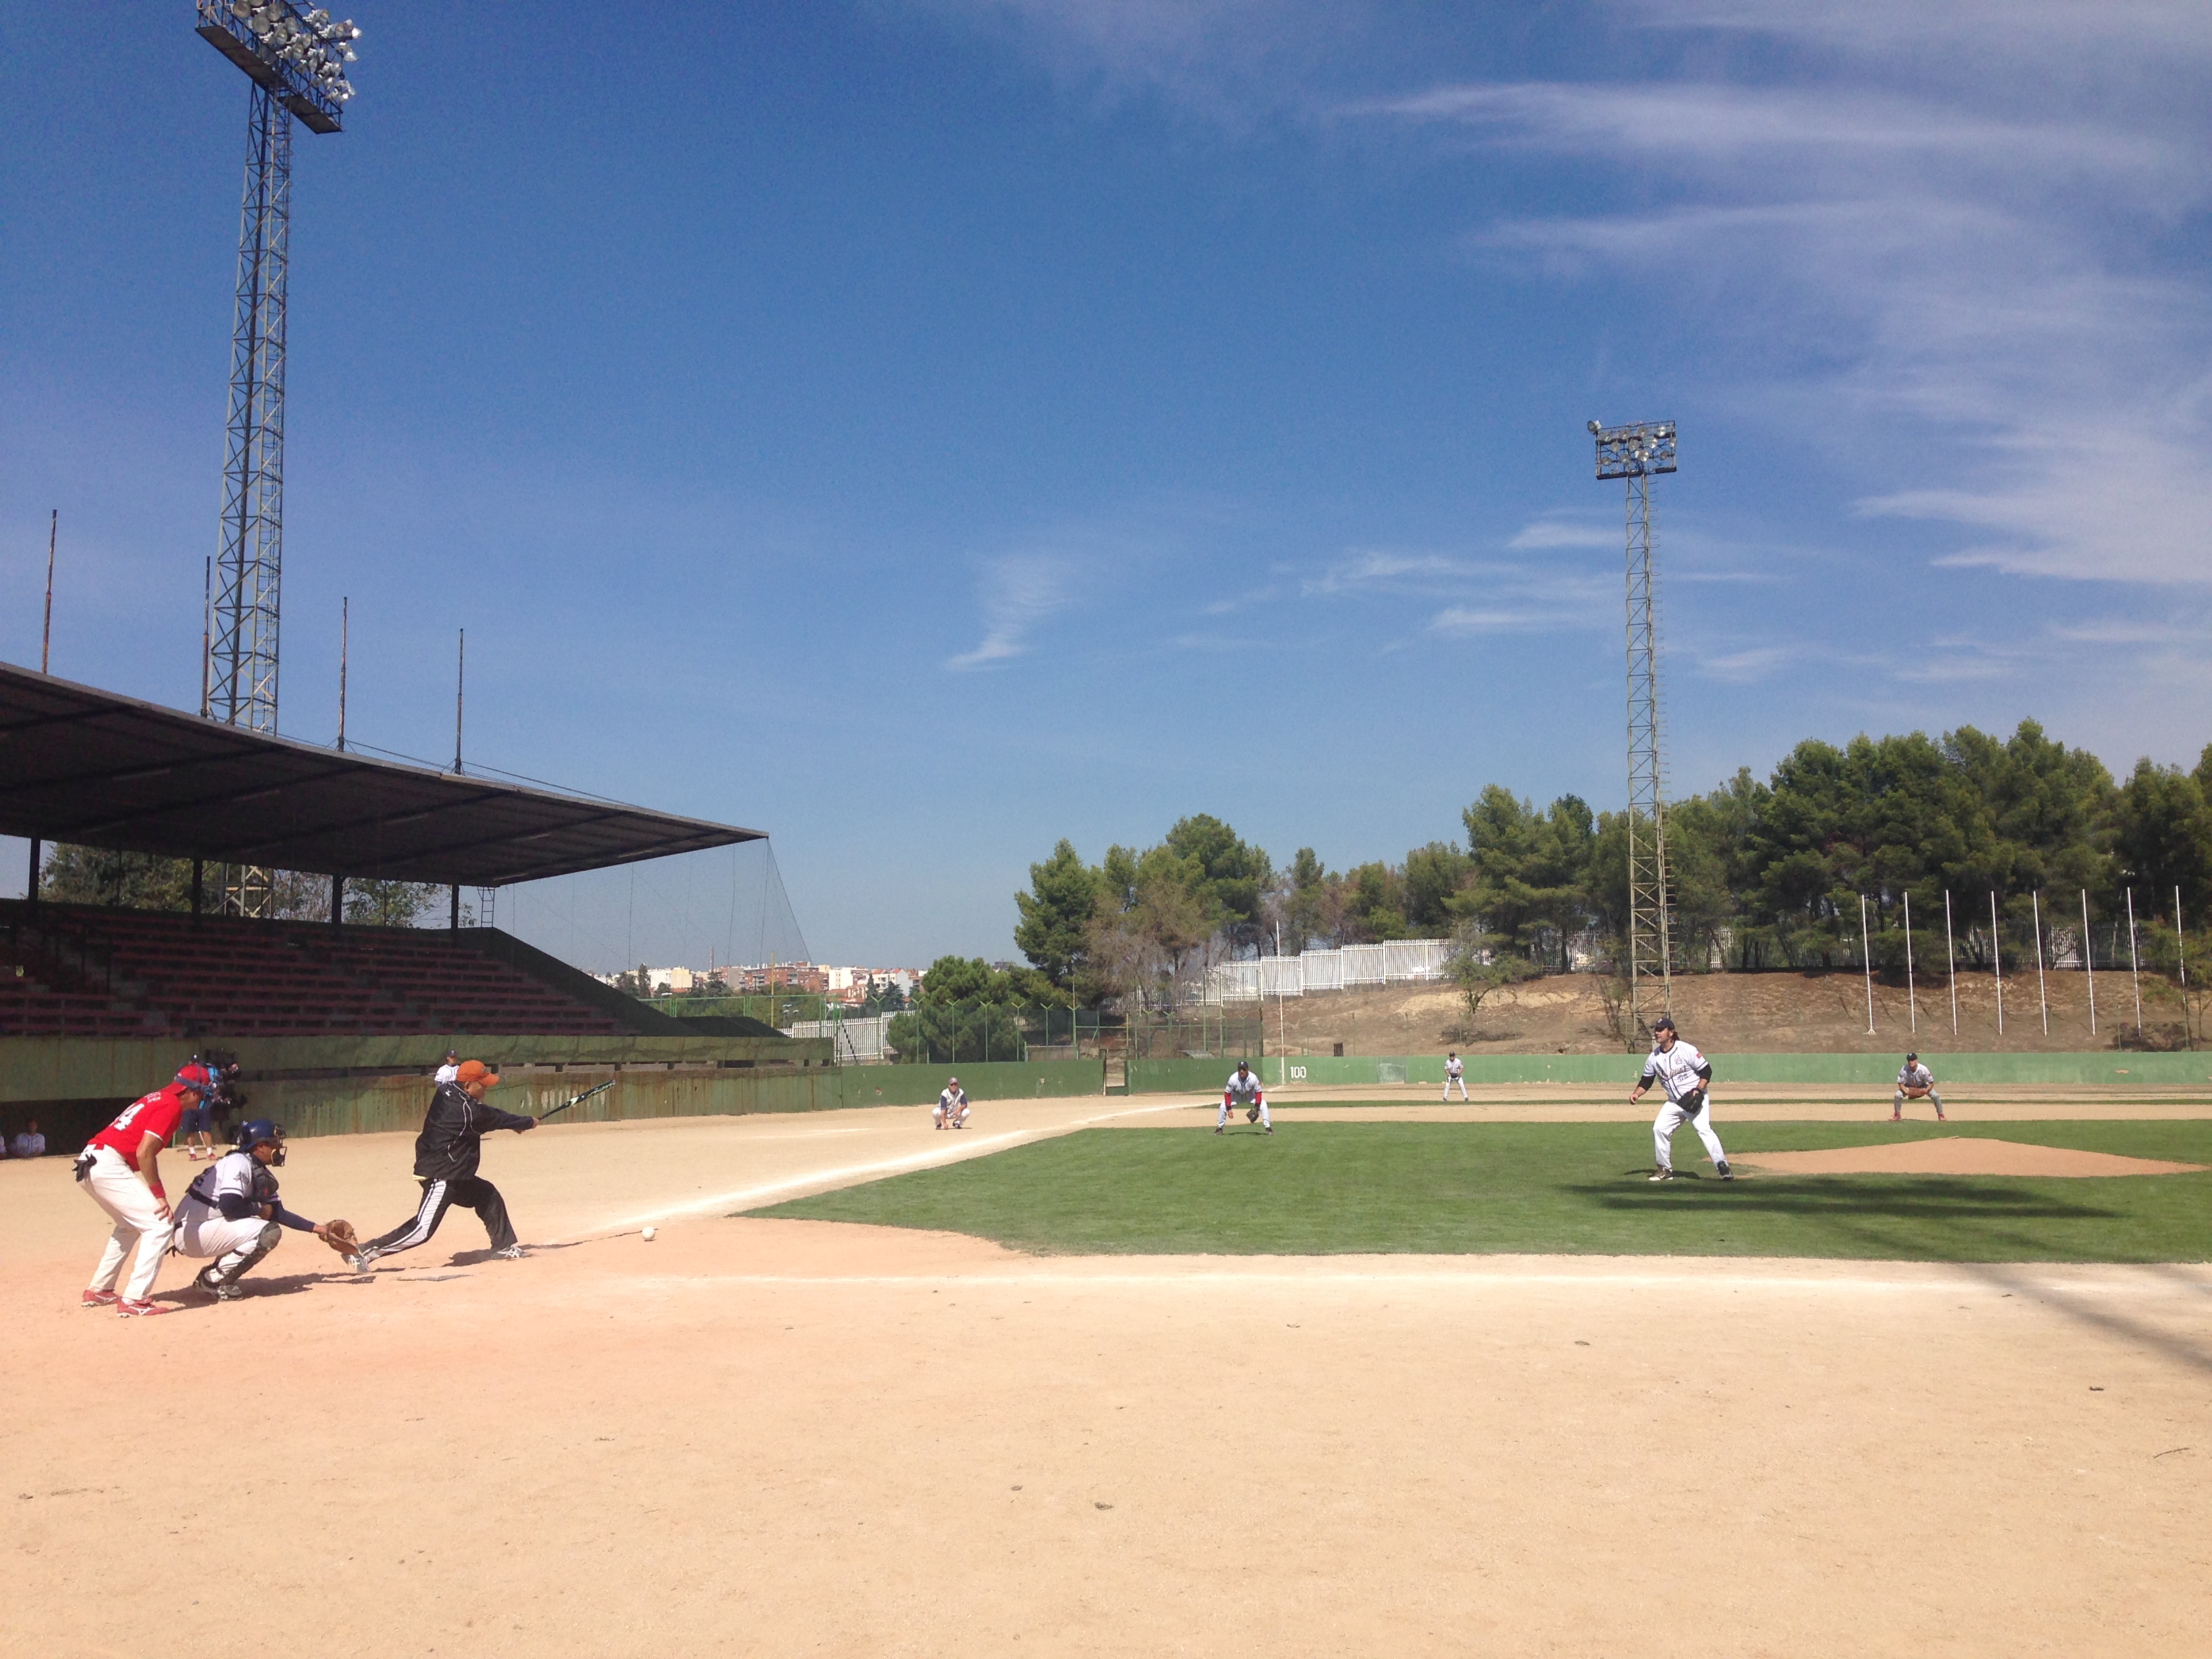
[
  {"x1": 1740, "y1": 1136, "x2": 2209, "y2": 1178},
  {"x1": 8, "y1": 1097, "x2": 2212, "y2": 1656}
]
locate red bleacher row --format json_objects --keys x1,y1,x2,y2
[{"x1": 1, "y1": 907, "x2": 630, "y2": 1039}]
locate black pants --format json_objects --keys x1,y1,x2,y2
[{"x1": 365, "y1": 1175, "x2": 516, "y2": 1256}]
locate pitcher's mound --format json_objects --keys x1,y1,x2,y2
[{"x1": 1740, "y1": 1137, "x2": 2207, "y2": 1179}]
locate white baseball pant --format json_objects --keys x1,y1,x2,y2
[
  {"x1": 1217, "y1": 1096, "x2": 1270, "y2": 1128},
  {"x1": 83, "y1": 1147, "x2": 172, "y2": 1303},
  {"x1": 172, "y1": 1206, "x2": 269, "y2": 1265},
  {"x1": 1652, "y1": 1096, "x2": 1727, "y2": 1172},
  {"x1": 1443, "y1": 1075, "x2": 1469, "y2": 1101}
]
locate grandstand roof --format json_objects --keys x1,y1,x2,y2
[{"x1": 0, "y1": 661, "x2": 763, "y2": 885}]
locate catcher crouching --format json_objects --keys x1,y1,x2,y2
[{"x1": 171, "y1": 1120, "x2": 359, "y2": 1300}]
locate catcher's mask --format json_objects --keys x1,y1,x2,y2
[{"x1": 235, "y1": 1118, "x2": 287, "y2": 1165}]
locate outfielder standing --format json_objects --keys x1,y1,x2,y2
[
  {"x1": 170, "y1": 1120, "x2": 358, "y2": 1300},
  {"x1": 1216, "y1": 1061, "x2": 1271, "y2": 1134},
  {"x1": 1893, "y1": 1053, "x2": 1946, "y2": 1122},
  {"x1": 1628, "y1": 1015, "x2": 1732, "y2": 1182},
  {"x1": 75, "y1": 1062, "x2": 222, "y2": 1315},
  {"x1": 1443, "y1": 1050, "x2": 1469, "y2": 1102},
  {"x1": 352, "y1": 1059, "x2": 536, "y2": 1269}
]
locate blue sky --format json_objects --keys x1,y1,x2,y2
[{"x1": 4, "y1": 2, "x2": 2209, "y2": 970}]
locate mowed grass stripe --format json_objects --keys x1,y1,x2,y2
[{"x1": 754, "y1": 1121, "x2": 2212, "y2": 1263}]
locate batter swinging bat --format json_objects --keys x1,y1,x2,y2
[{"x1": 536, "y1": 1080, "x2": 615, "y2": 1122}]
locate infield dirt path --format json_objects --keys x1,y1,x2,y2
[{"x1": 7, "y1": 1094, "x2": 2211, "y2": 1657}]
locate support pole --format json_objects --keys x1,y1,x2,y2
[
  {"x1": 1860, "y1": 893, "x2": 1875, "y2": 1035},
  {"x1": 451, "y1": 884, "x2": 461, "y2": 930},
  {"x1": 191, "y1": 860, "x2": 204, "y2": 917},
  {"x1": 337, "y1": 596, "x2": 348, "y2": 750},
  {"x1": 2082, "y1": 888, "x2": 2097, "y2": 1036},
  {"x1": 42, "y1": 510, "x2": 56, "y2": 673},
  {"x1": 2127, "y1": 888, "x2": 2142, "y2": 1033},
  {"x1": 1990, "y1": 892, "x2": 2004, "y2": 1037},
  {"x1": 1946, "y1": 890, "x2": 1958, "y2": 1036},
  {"x1": 2033, "y1": 890, "x2": 2049, "y2": 1035},
  {"x1": 26, "y1": 838, "x2": 40, "y2": 907},
  {"x1": 1904, "y1": 889, "x2": 1917, "y2": 1034},
  {"x1": 331, "y1": 874, "x2": 344, "y2": 927}
]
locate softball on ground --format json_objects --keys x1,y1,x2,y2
[{"x1": 642, "y1": 1226, "x2": 657, "y2": 1242}]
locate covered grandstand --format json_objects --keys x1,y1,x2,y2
[{"x1": 1, "y1": 661, "x2": 830, "y2": 1146}]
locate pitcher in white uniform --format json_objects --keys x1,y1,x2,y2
[{"x1": 1627, "y1": 1016, "x2": 1731, "y2": 1182}]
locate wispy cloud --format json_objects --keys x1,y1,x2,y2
[{"x1": 946, "y1": 554, "x2": 1078, "y2": 670}]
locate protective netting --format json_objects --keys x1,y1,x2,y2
[{"x1": 493, "y1": 840, "x2": 810, "y2": 983}]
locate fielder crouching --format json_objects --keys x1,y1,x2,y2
[
  {"x1": 352, "y1": 1059, "x2": 536, "y2": 1270},
  {"x1": 171, "y1": 1120, "x2": 358, "y2": 1300}
]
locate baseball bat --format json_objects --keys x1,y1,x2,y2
[{"x1": 535, "y1": 1080, "x2": 615, "y2": 1122}]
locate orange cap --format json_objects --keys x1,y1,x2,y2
[{"x1": 455, "y1": 1059, "x2": 501, "y2": 1087}]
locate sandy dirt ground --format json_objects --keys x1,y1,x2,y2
[
  {"x1": 9, "y1": 1094, "x2": 2212, "y2": 1658},
  {"x1": 1273, "y1": 970, "x2": 2196, "y2": 1055},
  {"x1": 1740, "y1": 1138, "x2": 2209, "y2": 1178}
]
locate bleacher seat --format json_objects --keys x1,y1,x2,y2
[{"x1": 0, "y1": 905, "x2": 632, "y2": 1040}]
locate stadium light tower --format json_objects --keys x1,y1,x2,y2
[
  {"x1": 196, "y1": 1, "x2": 359, "y2": 915},
  {"x1": 1589, "y1": 417, "x2": 1677, "y2": 1037}
]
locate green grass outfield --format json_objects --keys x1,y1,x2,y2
[{"x1": 755, "y1": 1120, "x2": 2212, "y2": 1263}]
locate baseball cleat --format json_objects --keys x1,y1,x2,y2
[
  {"x1": 494, "y1": 1244, "x2": 526, "y2": 1260},
  {"x1": 116, "y1": 1297, "x2": 174, "y2": 1317},
  {"x1": 1648, "y1": 1169, "x2": 1674, "y2": 1182},
  {"x1": 1716, "y1": 1161, "x2": 1734, "y2": 1181},
  {"x1": 347, "y1": 1248, "x2": 377, "y2": 1273},
  {"x1": 1264, "y1": 1126, "x2": 1273, "y2": 1134},
  {"x1": 81, "y1": 1288, "x2": 119, "y2": 1309},
  {"x1": 1213, "y1": 1126, "x2": 1225, "y2": 1134}
]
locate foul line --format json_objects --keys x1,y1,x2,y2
[{"x1": 576, "y1": 1102, "x2": 1193, "y2": 1238}]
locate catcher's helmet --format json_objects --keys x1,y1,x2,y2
[{"x1": 234, "y1": 1119, "x2": 287, "y2": 1164}]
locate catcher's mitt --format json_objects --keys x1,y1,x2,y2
[{"x1": 322, "y1": 1219, "x2": 361, "y2": 1257}]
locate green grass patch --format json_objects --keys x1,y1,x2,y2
[{"x1": 754, "y1": 1120, "x2": 2212, "y2": 1263}]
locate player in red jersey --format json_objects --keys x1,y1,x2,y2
[{"x1": 75, "y1": 1063, "x2": 224, "y2": 1317}]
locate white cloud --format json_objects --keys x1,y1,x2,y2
[
  {"x1": 1507, "y1": 517, "x2": 1614, "y2": 551},
  {"x1": 946, "y1": 554, "x2": 1078, "y2": 670}
]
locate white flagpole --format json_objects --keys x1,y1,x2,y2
[
  {"x1": 1991, "y1": 892, "x2": 2004, "y2": 1037},
  {"x1": 2033, "y1": 890, "x2": 2049, "y2": 1035},
  {"x1": 1904, "y1": 890, "x2": 1917, "y2": 1034},
  {"x1": 1946, "y1": 890, "x2": 1958, "y2": 1036},
  {"x1": 1861, "y1": 893, "x2": 1875, "y2": 1035},
  {"x1": 2082, "y1": 888, "x2": 2097, "y2": 1037},
  {"x1": 2127, "y1": 888, "x2": 2142, "y2": 1033}
]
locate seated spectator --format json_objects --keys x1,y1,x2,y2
[{"x1": 12, "y1": 1120, "x2": 47, "y2": 1160}]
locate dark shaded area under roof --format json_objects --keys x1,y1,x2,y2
[{"x1": 0, "y1": 661, "x2": 762, "y2": 886}]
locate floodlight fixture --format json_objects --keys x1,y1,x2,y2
[
  {"x1": 196, "y1": 0, "x2": 359, "y2": 133},
  {"x1": 1590, "y1": 419, "x2": 1677, "y2": 481}
]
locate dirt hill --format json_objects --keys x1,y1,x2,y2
[{"x1": 1267, "y1": 968, "x2": 2186, "y2": 1057}]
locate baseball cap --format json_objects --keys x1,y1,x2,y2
[
  {"x1": 455, "y1": 1059, "x2": 501, "y2": 1087},
  {"x1": 1651, "y1": 1015, "x2": 1677, "y2": 1033},
  {"x1": 176, "y1": 1063, "x2": 218, "y2": 1094},
  {"x1": 1906, "y1": 1051, "x2": 1919, "y2": 1061},
  {"x1": 444, "y1": 1048, "x2": 460, "y2": 1061}
]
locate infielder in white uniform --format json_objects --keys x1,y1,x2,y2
[
  {"x1": 1628, "y1": 1015, "x2": 1732, "y2": 1181},
  {"x1": 1443, "y1": 1051, "x2": 1468, "y2": 1101},
  {"x1": 933, "y1": 1078, "x2": 970, "y2": 1130},
  {"x1": 1893, "y1": 1053, "x2": 1944, "y2": 1121},
  {"x1": 1217, "y1": 1061, "x2": 1271, "y2": 1134}
]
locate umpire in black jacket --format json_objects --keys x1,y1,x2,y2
[{"x1": 352, "y1": 1059, "x2": 537, "y2": 1269}]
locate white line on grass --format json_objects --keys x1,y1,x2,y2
[{"x1": 575, "y1": 1102, "x2": 1194, "y2": 1238}]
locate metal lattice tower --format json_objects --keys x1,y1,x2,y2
[
  {"x1": 197, "y1": 1, "x2": 359, "y2": 915},
  {"x1": 1589, "y1": 419, "x2": 1678, "y2": 1038}
]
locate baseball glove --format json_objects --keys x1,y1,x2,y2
[{"x1": 321, "y1": 1219, "x2": 361, "y2": 1257}]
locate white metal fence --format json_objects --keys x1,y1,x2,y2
[
  {"x1": 1199, "y1": 939, "x2": 1452, "y2": 1004},
  {"x1": 783, "y1": 1012, "x2": 897, "y2": 1062}
]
